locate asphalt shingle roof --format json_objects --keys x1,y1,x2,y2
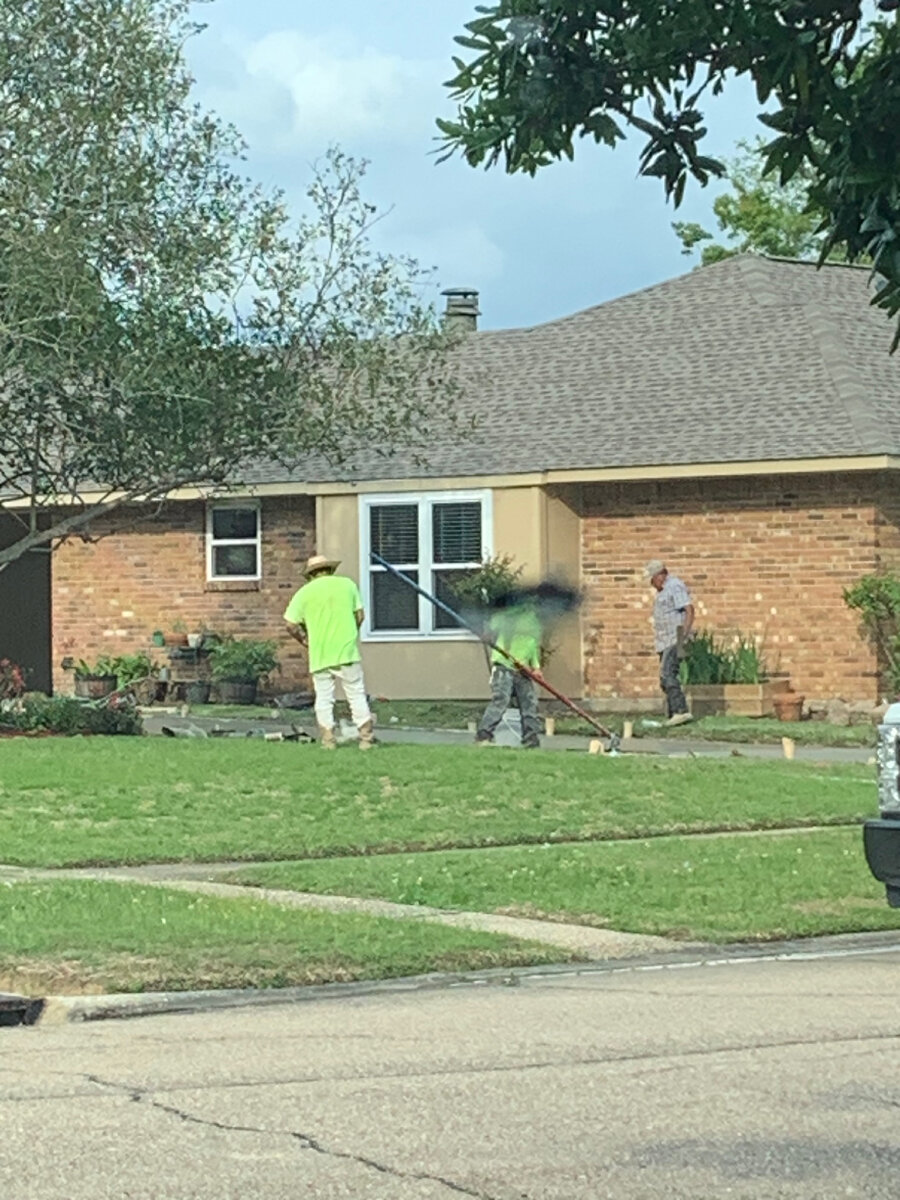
[{"x1": 248, "y1": 255, "x2": 900, "y2": 487}]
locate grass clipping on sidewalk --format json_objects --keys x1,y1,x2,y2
[{"x1": 0, "y1": 880, "x2": 573, "y2": 995}]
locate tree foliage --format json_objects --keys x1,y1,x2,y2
[
  {"x1": 0, "y1": 0, "x2": 452, "y2": 569},
  {"x1": 844, "y1": 573, "x2": 900, "y2": 696},
  {"x1": 440, "y1": 2, "x2": 900, "y2": 345},
  {"x1": 672, "y1": 139, "x2": 831, "y2": 263}
]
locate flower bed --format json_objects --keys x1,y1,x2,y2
[{"x1": 0, "y1": 695, "x2": 142, "y2": 737}]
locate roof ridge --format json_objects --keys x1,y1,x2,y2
[
  {"x1": 525, "y1": 253, "x2": 760, "y2": 333},
  {"x1": 800, "y1": 304, "x2": 884, "y2": 454},
  {"x1": 492, "y1": 254, "x2": 869, "y2": 335},
  {"x1": 760, "y1": 254, "x2": 870, "y2": 273}
]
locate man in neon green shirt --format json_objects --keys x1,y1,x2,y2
[
  {"x1": 284, "y1": 554, "x2": 374, "y2": 750},
  {"x1": 475, "y1": 599, "x2": 543, "y2": 748}
]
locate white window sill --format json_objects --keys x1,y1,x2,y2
[{"x1": 362, "y1": 629, "x2": 478, "y2": 644}]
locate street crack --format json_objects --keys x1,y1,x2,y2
[{"x1": 83, "y1": 1075, "x2": 503, "y2": 1199}]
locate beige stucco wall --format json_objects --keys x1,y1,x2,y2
[
  {"x1": 313, "y1": 485, "x2": 583, "y2": 700},
  {"x1": 543, "y1": 486, "x2": 583, "y2": 698}
]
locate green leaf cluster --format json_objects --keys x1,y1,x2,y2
[
  {"x1": 680, "y1": 630, "x2": 768, "y2": 686},
  {"x1": 73, "y1": 651, "x2": 156, "y2": 684},
  {"x1": 207, "y1": 637, "x2": 280, "y2": 684},
  {"x1": 0, "y1": 694, "x2": 142, "y2": 735},
  {"x1": 1, "y1": 1, "x2": 457, "y2": 570},
  {"x1": 672, "y1": 138, "x2": 834, "y2": 264},
  {"x1": 446, "y1": 554, "x2": 524, "y2": 610},
  {"x1": 844, "y1": 573, "x2": 900, "y2": 695},
  {"x1": 441, "y1": 3, "x2": 900, "y2": 346}
]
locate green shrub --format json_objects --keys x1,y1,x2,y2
[
  {"x1": 1, "y1": 695, "x2": 142, "y2": 736},
  {"x1": 447, "y1": 555, "x2": 524, "y2": 611},
  {"x1": 74, "y1": 652, "x2": 157, "y2": 686},
  {"x1": 208, "y1": 637, "x2": 280, "y2": 683},
  {"x1": 110, "y1": 651, "x2": 157, "y2": 687},
  {"x1": 844, "y1": 573, "x2": 900, "y2": 696},
  {"x1": 73, "y1": 656, "x2": 118, "y2": 679},
  {"x1": 680, "y1": 630, "x2": 767, "y2": 685}
]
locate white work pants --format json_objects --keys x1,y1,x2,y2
[{"x1": 312, "y1": 662, "x2": 371, "y2": 731}]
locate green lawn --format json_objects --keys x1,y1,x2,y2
[
  {"x1": 225, "y1": 826, "x2": 900, "y2": 943},
  {"x1": 0, "y1": 879, "x2": 570, "y2": 995},
  {"x1": 0, "y1": 739, "x2": 875, "y2": 867},
  {"x1": 191, "y1": 700, "x2": 878, "y2": 747}
]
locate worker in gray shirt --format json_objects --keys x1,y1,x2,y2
[{"x1": 644, "y1": 559, "x2": 694, "y2": 726}]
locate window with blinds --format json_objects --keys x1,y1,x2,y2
[
  {"x1": 431, "y1": 501, "x2": 482, "y2": 629},
  {"x1": 362, "y1": 492, "x2": 490, "y2": 635},
  {"x1": 370, "y1": 504, "x2": 419, "y2": 630}
]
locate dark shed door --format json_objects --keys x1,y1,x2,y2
[{"x1": 0, "y1": 517, "x2": 52, "y2": 694}]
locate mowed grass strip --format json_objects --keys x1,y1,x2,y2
[
  {"x1": 226, "y1": 827, "x2": 900, "y2": 943},
  {"x1": 0, "y1": 739, "x2": 874, "y2": 868},
  {"x1": 0, "y1": 879, "x2": 573, "y2": 995}
]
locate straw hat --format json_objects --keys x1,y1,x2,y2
[
  {"x1": 643, "y1": 559, "x2": 665, "y2": 581},
  {"x1": 304, "y1": 554, "x2": 340, "y2": 577}
]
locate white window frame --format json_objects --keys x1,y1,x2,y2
[
  {"x1": 359, "y1": 490, "x2": 493, "y2": 641},
  {"x1": 205, "y1": 500, "x2": 262, "y2": 582}
]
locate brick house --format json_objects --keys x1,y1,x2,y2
[{"x1": 6, "y1": 254, "x2": 899, "y2": 706}]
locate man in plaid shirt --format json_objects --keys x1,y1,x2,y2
[{"x1": 645, "y1": 559, "x2": 694, "y2": 726}]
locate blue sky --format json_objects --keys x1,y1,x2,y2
[{"x1": 187, "y1": 0, "x2": 766, "y2": 330}]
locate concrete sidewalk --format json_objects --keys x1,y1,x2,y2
[
  {"x1": 8, "y1": 860, "x2": 682, "y2": 962},
  {"x1": 139, "y1": 710, "x2": 876, "y2": 764}
]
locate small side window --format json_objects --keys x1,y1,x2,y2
[{"x1": 207, "y1": 503, "x2": 261, "y2": 580}]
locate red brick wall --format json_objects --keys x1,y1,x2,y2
[
  {"x1": 579, "y1": 473, "x2": 884, "y2": 705},
  {"x1": 876, "y1": 474, "x2": 900, "y2": 574},
  {"x1": 52, "y1": 497, "x2": 315, "y2": 694}
]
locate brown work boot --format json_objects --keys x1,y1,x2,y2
[
  {"x1": 318, "y1": 725, "x2": 337, "y2": 750},
  {"x1": 358, "y1": 719, "x2": 376, "y2": 751}
]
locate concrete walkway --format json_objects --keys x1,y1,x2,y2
[
  {"x1": 139, "y1": 711, "x2": 877, "y2": 764},
  {"x1": 2, "y1": 860, "x2": 685, "y2": 961}
]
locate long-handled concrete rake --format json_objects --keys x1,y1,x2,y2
[{"x1": 371, "y1": 552, "x2": 621, "y2": 753}]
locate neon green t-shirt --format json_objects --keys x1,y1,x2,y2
[
  {"x1": 283, "y1": 574, "x2": 363, "y2": 674},
  {"x1": 488, "y1": 604, "x2": 541, "y2": 670}
]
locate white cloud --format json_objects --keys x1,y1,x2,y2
[
  {"x1": 207, "y1": 30, "x2": 439, "y2": 151},
  {"x1": 386, "y1": 223, "x2": 506, "y2": 292}
]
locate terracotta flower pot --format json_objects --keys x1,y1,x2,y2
[{"x1": 773, "y1": 693, "x2": 804, "y2": 722}]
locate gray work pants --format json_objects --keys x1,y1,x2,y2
[
  {"x1": 476, "y1": 665, "x2": 541, "y2": 746},
  {"x1": 659, "y1": 645, "x2": 688, "y2": 717}
]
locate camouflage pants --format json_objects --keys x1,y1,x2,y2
[{"x1": 476, "y1": 665, "x2": 541, "y2": 747}]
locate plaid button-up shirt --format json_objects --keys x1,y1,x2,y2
[{"x1": 653, "y1": 574, "x2": 692, "y2": 652}]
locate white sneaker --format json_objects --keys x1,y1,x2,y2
[{"x1": 666, "y1": 712, "x2": 693, "y2": 727}]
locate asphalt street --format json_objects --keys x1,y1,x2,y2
[{"x1": 2, "y1": 941, "x2": 899, "y2": 1199}]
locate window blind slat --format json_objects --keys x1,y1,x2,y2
[
  {"x1": 370, "y1": 504, "x2": 418, "y2": 563},
  {"x1": 432, "y1": 502, "x2": 481, "y2": 564}
]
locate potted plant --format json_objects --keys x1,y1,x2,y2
[
  {"x1": 110, "y1": 651, "x2": 158, "y2": 688},
  {"x1": 164, "y1": 620, "x2": 188, "y2": 648},
  {"x1": 73, "y1": 656, "x2": 119, "y2": 699},
  {"x1": 208, "y1": 637, "x2": 280, "y2": 705},
  {"x1": 681, "y1": 630, "x2": 789, "y2": 717},
  {"x1": 773, "y1": 689, "x2": 805, "y2": 722}
]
